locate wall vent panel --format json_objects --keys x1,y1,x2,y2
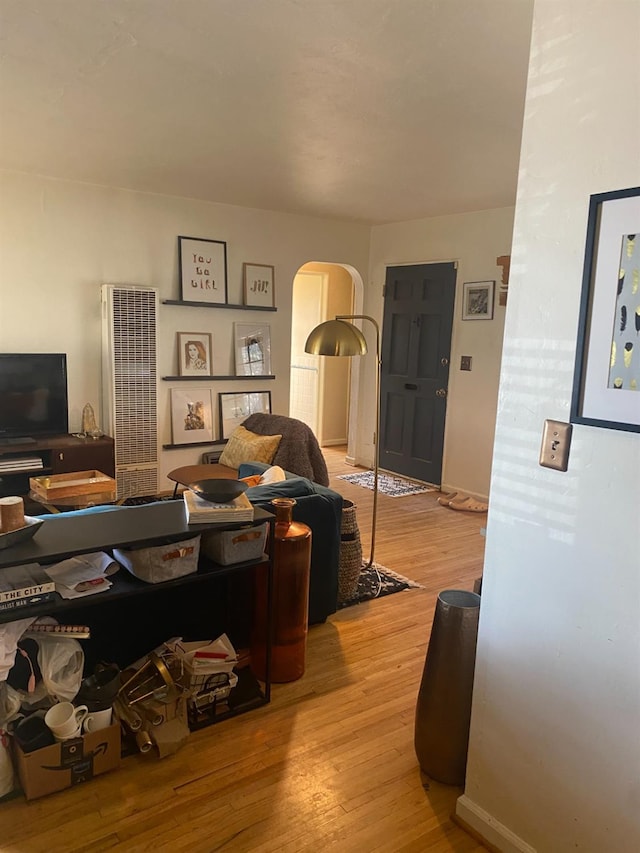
[{"x1": 101, "y1": 284, "x2": 159, "y2": 498}]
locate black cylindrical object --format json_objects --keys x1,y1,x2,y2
[{"x1": 414, "y1": 589, "x2": 481, "y2": 785}]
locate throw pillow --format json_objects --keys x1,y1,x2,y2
[{"x1": 219, "y1": 426, "x2": 282, "y2": 469}]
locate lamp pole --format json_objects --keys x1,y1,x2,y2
[{"x1": 337, "y1": 314, "x2": 381, "y2": 569}]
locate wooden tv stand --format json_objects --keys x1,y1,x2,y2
[{"x1": 0, "y1": 434, "x2": 115, "y2": 500}]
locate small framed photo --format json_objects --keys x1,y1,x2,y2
[
  {"x1": 179, "y1": 236, "x2": 228, "y2": 304},
  {"x1": 570, "y1": 186, "x2": 640, "y2": 432},
  {"x1": 234, "y1": 323, "x2": 272, "y2": 376},
  {"x1": 177, "y1": 332, "x2": 213, "y2": 376},
  {"x1": 170, "y1": 388, "x2": 214, "y2": 444},
  {"x1": 461, "y1": 281, "x2": 495, "y2": 320},
  {"x1": 243, "y1": 263, "x2": 275, "y2": 308},
  {"x1": 219, "y1": 391, "x2": 272, "y2": 440}
]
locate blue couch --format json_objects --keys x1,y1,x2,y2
[{"x1": 239, "y1": 462, "x2": 343, "y2": 624}]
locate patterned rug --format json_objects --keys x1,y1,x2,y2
[
  {"x1": 337, "y1": 470, "x2": 434, "y2": 497},
  {"x1": 338, "y1": 563, "x2": 423, "y2": 609}
]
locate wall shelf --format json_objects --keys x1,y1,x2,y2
[
  {"x1": 162, "y1": 441, "x2": 228, "y2": 450},
  {"x1": 163, "y1": 299, "x2": 277, "y2": 312},
  {"x1": 162, "y1": 375, "x2": 275, "y2": 382}
]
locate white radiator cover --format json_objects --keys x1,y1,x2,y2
[{"x1": 101, "y1": 284, "x2": 159, "y2": 498}]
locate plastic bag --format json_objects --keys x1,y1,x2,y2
[
  {"x1": 19, "y1": 634, "x2": 84, "y2": 710},
  {"x1": 0, "y1": 728, "x2": 14, "y2": 798},
  {"x1": 0, "y1": 617, "x2": 36, "y2": 682}
]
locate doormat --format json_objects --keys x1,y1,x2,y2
[
  {"x1": 337, "y1": 470, "x2": 434, "y2": 497},
  {"x1": 338, "y1": 563, "x2": 423, "y2": 609}
]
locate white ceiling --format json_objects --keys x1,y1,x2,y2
[{"x1": 0, "y1": 0, "x2": 534, "y2": 224}]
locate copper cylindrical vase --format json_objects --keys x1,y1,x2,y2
[
  {"x1": 414, "y1": 589, "x2": 481, "y2": 785},
  {"x1": 252, "y1": 498, "x2": 311, "y2": 683}
]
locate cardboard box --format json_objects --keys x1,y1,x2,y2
[{"x1": 14, "y1": 724, "x2": 121, "y2": 800}]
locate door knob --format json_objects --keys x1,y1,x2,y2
[
  {"x1": 435, "y1": 388, "x2": 447, "y2": 398},
  {"x1": 440, "y1": 357, "x2": 449, "y2": 367}
]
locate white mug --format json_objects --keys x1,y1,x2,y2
[
  {"x1": 83, "y1": 707, "x2": 113, "y2": 733},
  {"x1": 54, "y1": 724, "x2": 81, "y2": 743},
  {"x1": 44, "y1": 702, "x2": 88, "y2": 741}
]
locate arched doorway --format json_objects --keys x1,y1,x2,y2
[{"x1": 289, "y1": 262, "x2": 364, "y2": 462}]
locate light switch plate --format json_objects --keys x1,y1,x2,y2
[
  {"x1": 539, "y1": 419, "x2": 572, "y2": 471},
  {"x1": 460, "y1": 356, "x2": 472, "y2": 371}
]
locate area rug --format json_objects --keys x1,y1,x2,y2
[
  {"x1": 337, "y1": 470, "x2": 434, "y2": 497},
  {"x1": 338, "y1": 563, "x2": 424, "y2": 609}
]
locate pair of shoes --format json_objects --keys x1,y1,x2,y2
[{"x1": 448, "y1": 495, "x2": 488, "y2": 513}]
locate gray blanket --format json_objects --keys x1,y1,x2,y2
[{"x1": 242, "y1": 413, "x2": 330, "y2": 486}]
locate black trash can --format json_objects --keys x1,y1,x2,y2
[{"x1": 414, "y1": 589, "x2": 481, "y2": 785}]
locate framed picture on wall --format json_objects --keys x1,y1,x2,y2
[
  {"x1": 461, "y1": 280, "x2": 495, "y2": 320},
  {"x1": 234, "y1": 323, "x2": 272, "y2": 376},
  {"x1": 179, "y1": 236, "x2": 228, "y2": 304},
  {"x1": 243, "y1": 263, "x2": 275, "y2": 308},
  {"x1": 170, "y1": 388, "x2": 214, "y2": 444},
  {"x1": 218, "y1": 390, "x2": 272, "y2": 440},
  {"x1": 177, "y1": 332, "x2": 213, "y2": 376},
  {"x1": 570, "y1": 185, "x2": 640, "y2": 432}
]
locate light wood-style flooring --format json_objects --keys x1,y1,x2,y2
[{"x1": 0, "y1": 448, "x2": 487, "y2": 852}]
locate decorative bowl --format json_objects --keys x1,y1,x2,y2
[
  {"x1": 188, "y1": 479, "x2": 248, "y2": 504},
  {"x1": 0, "y1": 516, "x2": 44, "y2": 550}
]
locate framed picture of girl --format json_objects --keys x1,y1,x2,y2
[{"x1": 177, "y1": 332, "x2": 213, "y2": 376}]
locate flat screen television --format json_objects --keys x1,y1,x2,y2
[{"x1": 0, "y1": 354, "x2": 69, "y2": 440}]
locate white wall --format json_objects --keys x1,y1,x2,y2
[
  {"x1": 458, "y1": 3, "x2": 640, "y2": 851},
  {"x1": 368, "y1": 207, "x2": 515, "y2": 497},
  {"x1": 0, "y1": 170, "x2": 370, "y2": 487}
]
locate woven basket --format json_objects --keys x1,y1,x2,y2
[{"x1": 338, "y1": 499, "x2": 363, "y2": 604}]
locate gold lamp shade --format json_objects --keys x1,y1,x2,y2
[{"x1": 304, "y1": 319, "x2": 368, "y2": 357}]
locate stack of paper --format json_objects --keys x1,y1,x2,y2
[
  {"x1": 184, "y1": 490, "x2": 254, "y2": 523},
  {"x1": 43, "y1": 551, "x2": 119, "y2": 599}
]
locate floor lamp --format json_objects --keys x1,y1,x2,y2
[{"x1": 304, "y1": 314, "x2": 381, "y2": 570}]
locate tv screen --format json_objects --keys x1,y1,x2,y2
[{"x1": 0, "y1": 354, "x2": 69, "y2": 439}]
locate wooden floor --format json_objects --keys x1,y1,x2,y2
[{"x1": 0, "y1": 448, "x2": 487, "y2": 852}]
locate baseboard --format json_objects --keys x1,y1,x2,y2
[
  {"x1": 455, "y1": 795, "x2": 537, "y2": 853},
  {"x1": 321, "y1": 438, "x2": 348, "y2": 447}
]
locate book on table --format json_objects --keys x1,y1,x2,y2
[
  {"x1": 0, "y1": 563, "x2": 56, "y2": 610},
  {"x1": 183, "y1": 489, "x2": 254, "y2": 523}
]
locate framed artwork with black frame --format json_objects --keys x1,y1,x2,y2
[
  {"x1": 178, "y1": 236, "x2": 228, "y2": 304},
  {"x1": 218, "y1": 390, "x2": 272, "y2": 440},
  {"x1": 570, "y1": 186, "x2": 640, "y2": 432},
  {"x1": 461, "y1": 280, "x2": 495, "y2": 320}
]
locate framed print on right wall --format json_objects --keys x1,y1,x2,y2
[{"x1": 570, "y1": 185, "x2": 640, "y2": 432}]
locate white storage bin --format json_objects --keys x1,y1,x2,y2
[
  {"x1": 200, "y1": 523, "x2": 268, "y2": 566},
  {"x1": 113, "y1": 535, "x2": 200, "y2": 584}
]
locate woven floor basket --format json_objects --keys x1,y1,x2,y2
[{"x1": 338, "y1": 499, "x2": 363, "y2": 604}]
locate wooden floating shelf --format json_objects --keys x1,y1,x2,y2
[
  {"x1": 163, "y1": 299, "x2": 277, "y2": 312},
  {"x1": 162, "y1": 375, "x2": 275, "y2": 382}
]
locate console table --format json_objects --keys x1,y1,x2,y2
[{"x1": 0, "y1": 500, "x2": 274, "y2": 723}]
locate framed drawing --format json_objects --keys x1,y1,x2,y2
[
  {"x1": 177, "y1": 332, "x2": 212, "y2": 376},
  {"x1": 219, "y1": 391, "x2": 272, "y2": 440},
  {"x1": 570, "y1": 186, "x2": 640, "y2": 432},
  {"x1": 234, "y1": 323, "x2": 272, "y2": 376},
  {"x1": 243, "y1": 263, "x2": 275, "y2": 308},
  {"x1": 461, "y1": 280, "x2": 495, "y2": 320},
  {"x1": 178, "y1": 236, "x2": 228, "y2": 304},
  {"x1": 170, "y1": 388, "x2": 214, "y2": 444}
]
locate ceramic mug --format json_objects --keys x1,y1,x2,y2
[
  {"x1": 44, "y1": 702, "x2": 88, "y2": 741},
  {"x1": 83, "y1": 706, "x2": 113, "y2": 733}
]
